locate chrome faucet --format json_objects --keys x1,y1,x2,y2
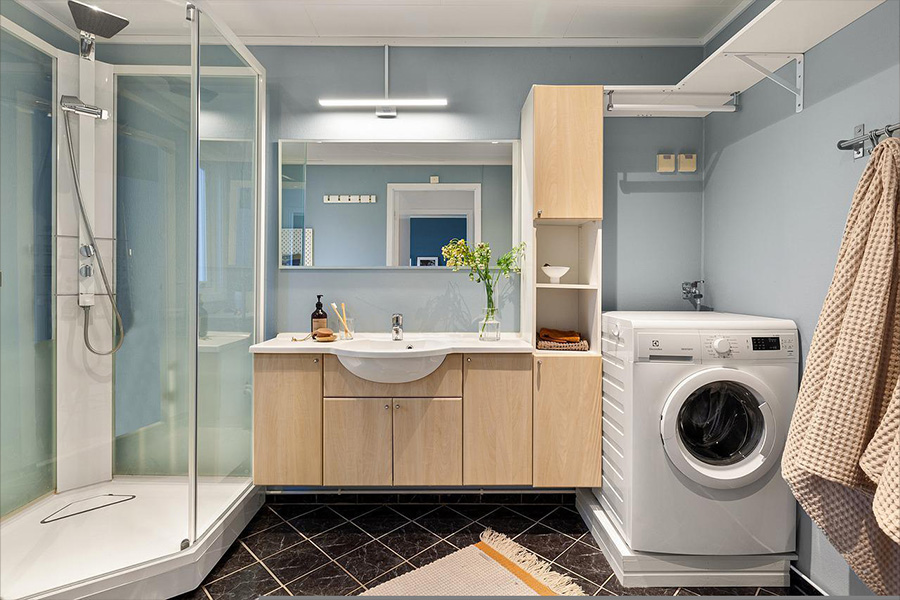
[
  {"x1": 391, "y1": 313, "x2": 403, "y2": 341},
  {"x1": 682, "y1": 280, "x2": 713, "y2": 311}
]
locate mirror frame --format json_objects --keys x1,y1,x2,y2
[{"x1": 277, "y1": 139, "x2": 521, "y2": 270}]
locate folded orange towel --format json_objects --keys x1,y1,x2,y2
[{"x1": 538, "y1": 328, "x2": 582, "y2": 343}]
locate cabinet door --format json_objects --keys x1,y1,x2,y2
[
  {"x1": 533, "y1": 355, "x2": 602, "y2": 487},
  {"x1": 463, "y1": 354, "x2": 533, "y2": 485},
  {"x1": 533, "y1": 85, "x2": 604, "y2": 220},
  {"x1": 393, "y1": 398, "x2": 462, "y2": 486},
  {"x1": 253, "y1": 354, "x2": 322, "y2": 485},
  {"x1": 323, "y1": 398, "x2": 393, "y2": 486},
  {"x1": 324, "y1": 354, "x2": 462, "y2": 398}
]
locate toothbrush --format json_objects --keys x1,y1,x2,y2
[
  {"x1": 331, "y1": 302, "x2": 349, "y2": 336},
  {"x1": 341, "y1": 303, "x2": 348, "y2": 336}
]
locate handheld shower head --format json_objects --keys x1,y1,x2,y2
[
  {"x1": 67, "y1": 1, "x2": 129, "y2": 39},
  {"x1": 60, "y1": 95, "x2": 108, "y2": 120}
]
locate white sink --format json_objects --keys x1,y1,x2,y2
[{"x1": 335, "y1": 338, "x2": 450, "y2": 384}]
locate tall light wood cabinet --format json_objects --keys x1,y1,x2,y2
[
  {"x1": 253, "y1": 354, "x2": 323, "y2": 485},
  {"x1": 523, "y1": 85, "x2": 604, "y2": 220},
  {"x1": 323, "y1": 398, "x2": 393, "y2": 486},
  {"x1": 533, "y1": 355, "x2": 602, "y2": 487},
  {"x1": 463, "y1": 354, "x2": 533, "y2": 485}
]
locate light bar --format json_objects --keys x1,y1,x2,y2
[{"x1": 319, "y1": 98, "x2": 448, "y2": 108}]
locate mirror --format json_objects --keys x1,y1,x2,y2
[{"x1": 278, "y1": 141, "x2": 515, "y2": 268}]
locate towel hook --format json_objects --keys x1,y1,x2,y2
[{"x1": 870, "y1": 130, "x2": 881, "y2": 147}]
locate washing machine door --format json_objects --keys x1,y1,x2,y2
[{"x1": 660, "y1": 368, "x2": 780, "y2": 490}]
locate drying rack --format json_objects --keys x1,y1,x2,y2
[{"x1": 837, "y1": 122, "x2": 900, "y2": 158}]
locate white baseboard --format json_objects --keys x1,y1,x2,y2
[{"x1": 575, "y1": 489, "x2": 796, "y2": 589}]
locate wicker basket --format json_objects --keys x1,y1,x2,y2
[{"x1": 536, "y1": 339, "x2": 590, "y2": 352}]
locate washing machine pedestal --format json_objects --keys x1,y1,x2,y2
[{"x1": 576, "y1": 490, "x2": 795, "y2": 588}]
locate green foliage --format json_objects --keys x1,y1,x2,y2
[{"x1": 441, "y1": 239, "x2": 526, "y2": 316}]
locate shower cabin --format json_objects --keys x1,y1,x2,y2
[{"x1": 0, "y1": 1, "x2": 266, "y2": 598}]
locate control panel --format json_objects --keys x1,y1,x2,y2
[
  {"x1": 633, "y1": 330, "x2": 797, "y2": 362},
  {"x1": 701, "y1": 332, "x2": 797, "y2": 360}
]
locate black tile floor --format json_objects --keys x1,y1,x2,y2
[{"x1": 175, "y1": 495, "x2": 816, "y2": 599}]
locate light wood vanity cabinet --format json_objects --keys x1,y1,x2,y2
[
  {"x1": 463, "y1": 354, "x2": 533, "y2": 485},
  {"x1": 323, "y1": 396, "x2": 463, "y2": 487},
  {"x1": 523, "y1": 85, "x2": 604, "y2": 220},
  {"x1": 323, "y1": 398, "x2": 393, "y2": 486},
  {"x1": 533, "y1": 354, "x2": 602, "y2": 487},
  {"x1": 254, "y1": 350, "x2": 600, "y2": 489},
  {"x1": 394, "y1": 398, "x2": 462, "y2": 486},
  {"x1": 253, "y1": 354, "x2": 323, "y2": 485}
]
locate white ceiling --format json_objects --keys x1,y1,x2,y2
[{"x1": 23, "y1": 0, "x2": 754, "y2": 46}]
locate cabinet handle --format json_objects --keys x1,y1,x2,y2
[
  {"x1": 395, "y1": 404, "x2": 400, "y2": 410},
  {"x1": 466, "y1": 357, "x2": 472, "y2": 362},
  {"x1": 537, "y1": 209, "x2": 543, "y2": 218},
  {"x1": 384, "y1": 404, "x2": 389, "y2": 410},
  {"x1": 537, "y1": 359, "x2": 543, "y2": 365},
  {"x1": 313, "y1": 358, "x2": 319, "y2": 364}
]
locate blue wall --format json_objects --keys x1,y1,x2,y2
[
  {"x1": 256, "y1": 45, "x2": 706, "y2": 335},
  {"x1": 301, "y1": 164, "x2": 511, "y2": 267},
  {"x1": 702, "y1": 0, "x2": 900, "y2": 594}
]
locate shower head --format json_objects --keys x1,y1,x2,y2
[
  {"x1": 67, "y1": 1, "x2": 129, "y2": 39},
  {"x1": 60, "y1": 95, "x2": 109, "y2": 120}
]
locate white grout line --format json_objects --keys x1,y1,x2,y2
[
  {"x1": 302, "y1": 535, "x2": 368, "y2": 590},
  {"x1": 230, "y1": 541, "x2": 290, "y2": 597}
]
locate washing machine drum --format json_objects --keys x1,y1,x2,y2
[{"x1": 660, "y1": 368, "x2": 781, "y2": 489}]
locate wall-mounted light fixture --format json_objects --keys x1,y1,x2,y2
[
  {"x1": 318, "y1": 46, "x2": 447, "y2": 118},
  {"x1": 606, "y1": 90, "x2": 738, "y2": 116}
]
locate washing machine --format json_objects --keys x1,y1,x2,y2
[{"x1": 598, "y1": 311, "x2": 799, "y2": 556}]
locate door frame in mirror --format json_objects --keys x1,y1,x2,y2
[{"x1": 386, "y1": 183, "x2": 482, "y2": 267}]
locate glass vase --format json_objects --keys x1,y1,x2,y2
[{"x1": 479, "y1": 306, "x2": 501, "y2": 341}]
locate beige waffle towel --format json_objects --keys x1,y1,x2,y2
[{"x1": 782, "y1": 137, "x2": 900, "y2": 595}]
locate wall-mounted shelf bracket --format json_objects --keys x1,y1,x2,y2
[{"x1": 726, "y1": 53, "x2": 804, "y2": 113}]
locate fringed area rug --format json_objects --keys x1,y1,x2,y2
[{"x1": 362, "y1": 529, "x2": 586, "y2": 596}]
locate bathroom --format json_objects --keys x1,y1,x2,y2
[{"x1": 0, "y1": 0, "x2": 898, "y2": 598}]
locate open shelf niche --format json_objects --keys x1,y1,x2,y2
[{"x1": 529, "y1": 220, "x2": 602, "y2": 355}]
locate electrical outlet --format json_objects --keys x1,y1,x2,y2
[
  {"x1": 678, "y1": 153, "x2": 697, "y2": 173},
  {"x1": 657, "y1": 154, "x2": 675, "y2": 173}
]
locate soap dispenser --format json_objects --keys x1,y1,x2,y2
[{"x1": 311, "y1": 294, "x2": 328, "y2": 332}]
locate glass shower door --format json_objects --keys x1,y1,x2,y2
[
  {"x1": 0, "y1": 21, "x2": 55, "y2": 521},
  {"x1": 193, "y1": 8, "x2": 260, "y2": 540}
]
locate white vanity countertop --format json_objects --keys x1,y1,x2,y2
[{"x1": 250, "y1": 332, "x2": 534, "y2": 354}]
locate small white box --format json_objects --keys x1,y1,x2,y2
[
  {"x1": 430, "y1": 176, "x2": 439, "y2": 184},
  {"x1": 350, "y1": 195, "x2": 360, "y2": 203},
  {"x1": 339, "y1": 195, "x2": 350, "y2": 203}
]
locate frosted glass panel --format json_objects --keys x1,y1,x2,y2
[
  {"x1": 0, "y1": 30, "x2": 56, "y2": 517},
  {"x1": 113, "y1": 75, "x2": 192, "y2": 474}
]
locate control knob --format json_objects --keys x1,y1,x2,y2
[{"x1": 712, "y1": 337, "x2": 731, "y2": 355}]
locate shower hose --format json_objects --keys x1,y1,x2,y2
[{"x1": 63, "y1": 111, "x2": 125, "y2": 355}]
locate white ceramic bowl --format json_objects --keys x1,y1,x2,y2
[{"x1": 541, "y1": 265, "x2": 570, "y2": 284}]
